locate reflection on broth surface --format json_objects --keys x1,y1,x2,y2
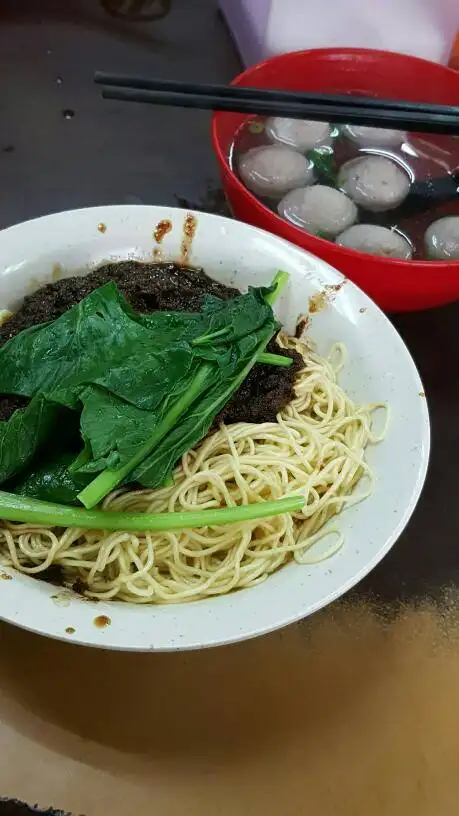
[{"x1": 232, "y1": 116, "x2": 459, "y2": 260}]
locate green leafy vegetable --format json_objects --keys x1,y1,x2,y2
[
  {"x1": 9, "y1": 450, "x2": 87, "y2": 504},
  {"x1": 0, "y1": 395, "x2": 59, "y2": 483},
  {"x1": 130, "y1": 324, "x2": 275, "y2": 489},
  {"x1": 78, "y1": 284, "x2": 282, "y2": 506},
  {"x1": 307, "y1": 148, "x2": 336, "y2": 186},
  {"x1": 0, "y1": 283, "x2": 195, "y2": 411},
  {"x1": 77, "y1": 362, "x2": 214, "y2": 508},
  {"x1": 0, "y1": 270, "x2": 290, "y2": 511},
  {"x1": 192, "y1": 286, "x2": 275, "y2": 346},
  {"x1": 0, "y1": 489, "x2": 305, "y2": 530}
]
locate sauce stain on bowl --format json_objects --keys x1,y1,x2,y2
[
  {"x1": 295, "y1": 315, "x2": 309, "y2": 338},
  {"x1": 0, "y1": 310, "x2": 13, "y2": 326},
  {"x1": 153, "y1": 218, "x2": 172, "y2": 243},
  {"x1": 152, "y1": 246, "x2": 164, "y2": 262},
  {"x1": 51, "y1": 262, "x2": 63, "y2": 281},
  {"x1": 180, "y1": 212, "x2": 197, "y2": 265},
  {"x1": 309, "y1": 283, "x2": 345, "y2": 314},
  {"x1": 94, "y1": 614, "x2": 111, "y2": 629}
]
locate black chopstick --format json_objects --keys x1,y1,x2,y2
[
  {"x1": 95, "y1": 71, "x2": 459, "y2": 120},
  {"x1": 99, "y1": 84, "x2": 459, "y2": 135}
]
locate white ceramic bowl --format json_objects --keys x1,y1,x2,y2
[{"x1": 0, "y1": 205, "x2": 430, "y2": 651}]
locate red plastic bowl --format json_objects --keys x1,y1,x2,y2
[{"x1": 212, "y1": 48, "x2": 459, "y2": 312}]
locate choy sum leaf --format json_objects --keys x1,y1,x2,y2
[
  {"x1": 78, "y1": 286, "x2": 280, "y2": 506},
  {"x1": 0, "y1": 395, "x2": 59, "y2": 484},
  {"x1": 0, "y1": 282, "x2": 195, "y2": 412},
  {"x1": 0, "y1": 272, "x2": 288, "y2": 508},
  {"x1": 8, "y1": 450, "x2": 88, "y2": 505}
]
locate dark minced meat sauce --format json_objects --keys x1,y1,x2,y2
[{"x1": 0, "y1": 261, "x2": 303, "y2": 424}]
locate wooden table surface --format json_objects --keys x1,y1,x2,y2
[{"x1": 2, "y1": 599, "x2": 459, "y2": 815}]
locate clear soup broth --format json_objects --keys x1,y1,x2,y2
[{"x1": 230, "y1": 116, "x2": 459, "y2": 261}]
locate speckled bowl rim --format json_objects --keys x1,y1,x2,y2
[{"x1": 0, "y1": 205, "x2": 430, "y2": 651}]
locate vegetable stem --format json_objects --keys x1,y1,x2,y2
[
  {"x1": 77, "y1": 362, "x2": 214, "y2": 509},
  {"x1": 264, "y1": 270, "x2": 289, "y2": 306},
  {"x1": 69, "y1": 445, "x2": 91, "y2": 474},
  {"x1": 258, "y1": 352, "x2": 292, "y2": 368},
  {"x1": 0, "y1": 491, "x2": 305, "y2": 531},
  {"x1": 192, "y1": 326, "x2": 231, "y2": 346}
]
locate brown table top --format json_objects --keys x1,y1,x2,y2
[{"x1": 2, "y1": 599, "x2": 459, "y2": 815}]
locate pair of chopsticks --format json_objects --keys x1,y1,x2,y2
[{"x1": 95, "y1": 71, "x2": 459, "y2": 134}]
